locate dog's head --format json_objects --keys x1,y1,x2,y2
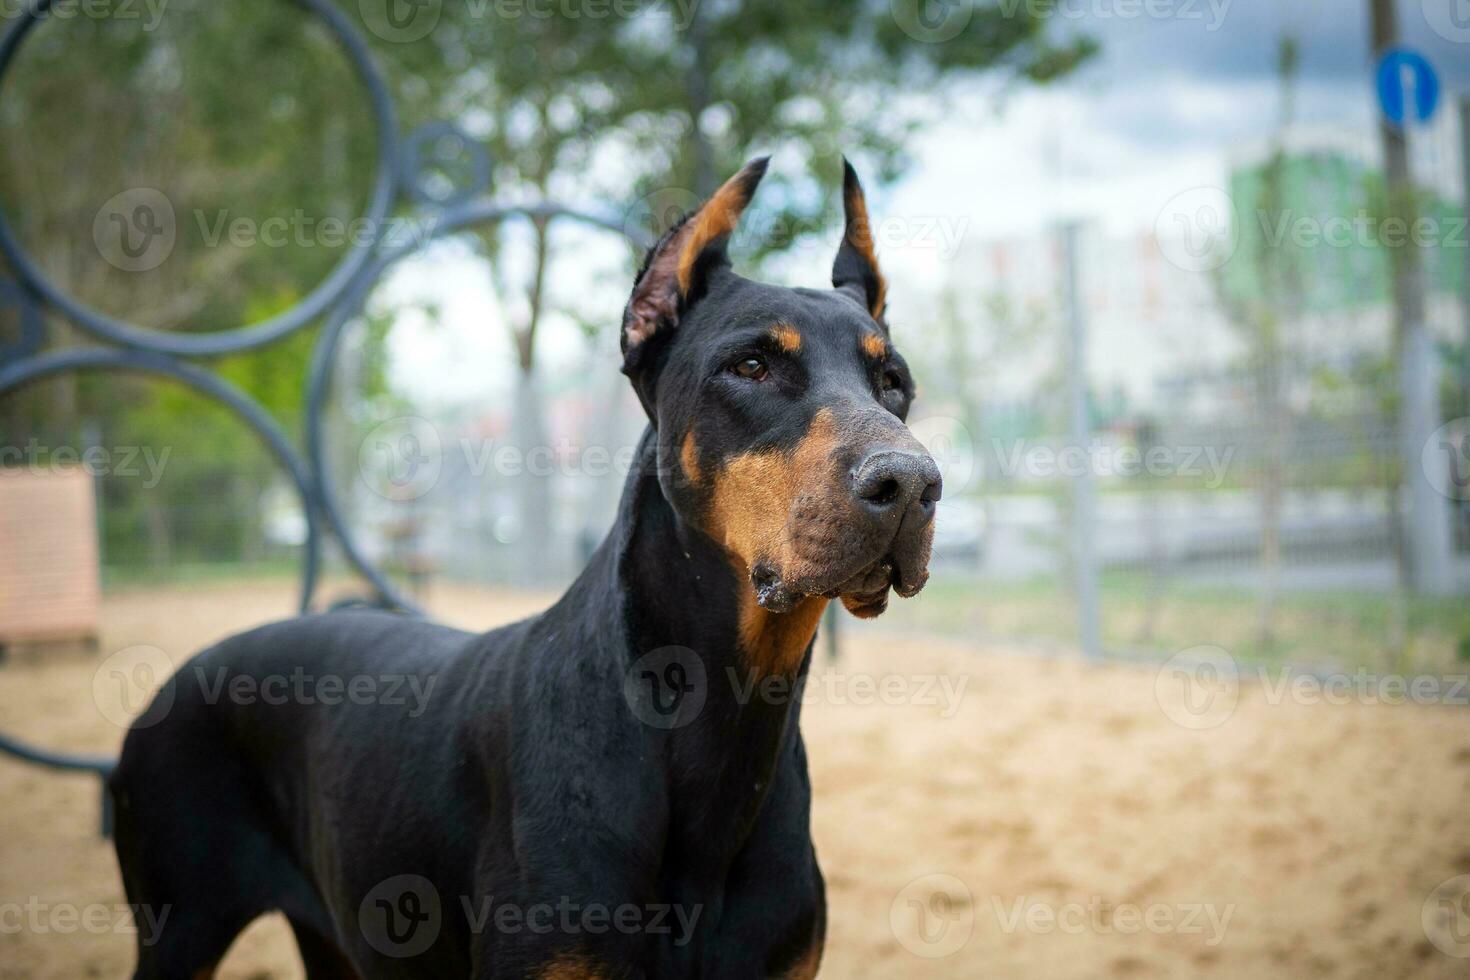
[{"x1": 622, "y1": 157, "x2": 939, "y2": 620}]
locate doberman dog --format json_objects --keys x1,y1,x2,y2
[{"x1": 110, "y1": 158, "x2": 940, "y2": 979}]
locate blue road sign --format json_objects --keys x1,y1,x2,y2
[{"x1": 1376, "y1": 48, "x2": 1440, "y2": 127}]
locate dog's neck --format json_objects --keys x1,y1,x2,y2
[
  {"x1": 597, "y1": 429, "x2": 824, "y2": 856},
  {"x1": 612, "y1": 429, "x2": 826, "y2": 682}
]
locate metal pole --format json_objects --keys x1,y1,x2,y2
[
  {"x1": 1059, "y1": 221, "x2": 1101, "y2": 658},
  {"x1": 1370, "y1": 0, "x2": 1455, "y2": 596},
  {"x1": 1459, "y1": 96, "x2": 1470, "y2": 413}
]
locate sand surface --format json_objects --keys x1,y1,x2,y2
[{"x1": 2, "y1": 580, "x2": 1469, "y2": 978}]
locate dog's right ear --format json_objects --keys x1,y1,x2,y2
[{"x1": 621, "y1": 157, "x2": 769, "y2": 373}]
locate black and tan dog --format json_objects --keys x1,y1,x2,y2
[{"x1": 110, "y1": 158, "x2": 940, "y2": 979}]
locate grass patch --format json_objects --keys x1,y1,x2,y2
[{"x1": 881, "y1": 571, "x2": 1470, "y2": 674}]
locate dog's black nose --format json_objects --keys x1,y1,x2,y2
[{"x1": 853, "y1": 450, "x2": 942, "y2": 519}]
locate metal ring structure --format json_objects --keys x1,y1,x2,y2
[
  {"x1": 0, "y1": 276, "x2": 41, "y2": 362},
  {"x1": 0, "y1": 0, "x2": 656, "y2": 827},
  {"x1": 399, "y1": 120, "x2": 493, "y2": 209},
  {"x1": 305, "y1": 201, "x2": 650, "y2": 613},
  {"x1": 0, "y1": 347, "x2": 323, "y2": 818},
  {"x1": 0, "y1": 347, "x2": 323, "y2": 612},
  {"x1": 0, "y1": 0, "x2": 399, "y2": 356}
]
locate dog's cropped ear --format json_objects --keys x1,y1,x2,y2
[
  {"x1": 832, "y1": 158, "x2": 887, "y2": 324},
  {"x1": 622, "y1": 157, "x2": 769, "y2": 370}
]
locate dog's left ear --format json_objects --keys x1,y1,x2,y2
[
  {"x1": 622, "y1": 157, "x2": 769, "y2": 371},
  {"x1": 832, "y1": 158, "x2": 887, "y2": 324}
]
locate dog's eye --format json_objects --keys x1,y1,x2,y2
[
  {"x1": 881, "y1": 369, "x2": 902, "y2": 392},
  {"x1": 732, "y1": 357, "x2": 769, "y2": 381}
]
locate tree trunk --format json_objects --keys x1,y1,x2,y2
[{"x1": 508, "y1": 215, "x2": 556, "y2": 583}]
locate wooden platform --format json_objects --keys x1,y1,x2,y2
[{"x1": 0, "y1": 467, "x2": 100, "y2": 648}]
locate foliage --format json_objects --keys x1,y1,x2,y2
[{"x1": 0, "y1": 0, "x2": 1092, "y2": 569}]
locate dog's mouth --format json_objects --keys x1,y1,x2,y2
[{"x1": 751, "y1": 542, "x2": 931, "y2": 619}]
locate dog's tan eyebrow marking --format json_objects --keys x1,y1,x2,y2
[
  {"x1": 769, "y1": 323, "x2": 802, "y2": 353},
  {"x1": 861, "y1": 332, "x2": 889, "y2": 360},
  {"x1": 681, "y1": 430, "x2": 702, "y2": 484}
]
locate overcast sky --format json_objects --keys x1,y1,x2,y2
[{"x1": 388, "y1": 0, "x2": 1470, "y2": 409}]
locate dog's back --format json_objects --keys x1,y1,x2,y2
[{"x1": 110, "y1": 610, "x2": 497, "y2": 977}]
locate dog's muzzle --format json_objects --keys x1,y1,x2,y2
[{"x1": 753, "y1": 445, "x2": 941, "y2": 616}]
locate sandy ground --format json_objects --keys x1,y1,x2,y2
[{"x1": 2, "y1": 579, "x2": 1470, "y2": 979}]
